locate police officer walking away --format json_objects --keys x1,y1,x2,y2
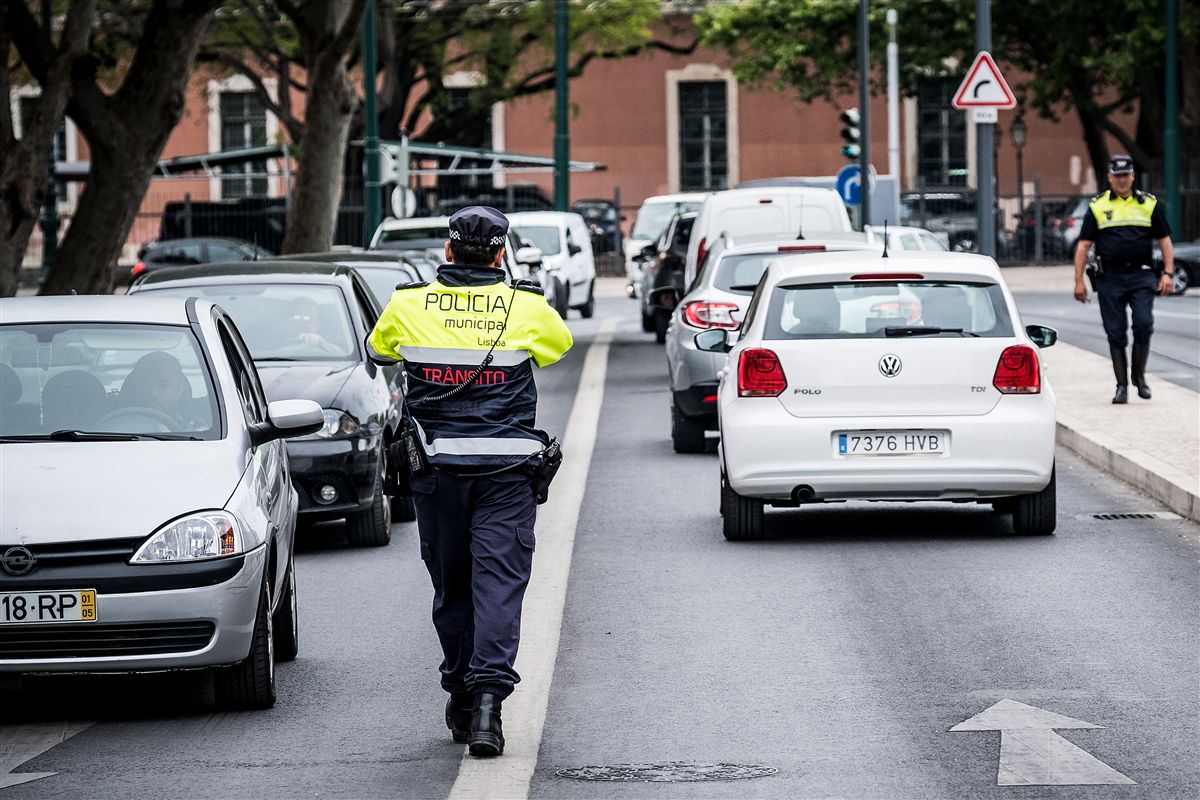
[
  {"x1": 1074, "y1": 154, "x2": 1175, "y2": 403},
  {"x1": 367, "y1": 207, "x2": 573, "y2": 757}
]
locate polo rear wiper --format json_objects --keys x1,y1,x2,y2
[{"x1": 884, "y1": 326, "x2": 978, "y2": 337}]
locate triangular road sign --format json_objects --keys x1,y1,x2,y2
[{"x1": 952, "y1": 51, "x2": 1016, "y2": 109}]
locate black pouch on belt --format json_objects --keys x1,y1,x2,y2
[
  {"x1": 397, "y1": 416, "x2": 429, "y2": 477},
  {"x1": 530, "y1": 438, "x2": 562, "y2": 505}
]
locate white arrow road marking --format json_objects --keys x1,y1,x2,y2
[
  {"x1": 1, "y1": 721, "x2": 93, "y2": 790},
  {"x1": 951, "y1": 699, "x2": 1135, "y2": 786},
  {"x1": 448, "y1": 317, "x2": 617, "y2": 800}
]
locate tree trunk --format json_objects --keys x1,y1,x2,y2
[
  {"x1": 1075, "y1": 105, "x2": 1111, "y2": 192},
  {"x1": 37, "y1": 0, "x2": 220, "y2": 295},
  {"x1": 0, "y1": 0, "x2": 95, "y2": 296},
  {"x1": 281, "y1": 55, "x2": 358, "y2": 253}
]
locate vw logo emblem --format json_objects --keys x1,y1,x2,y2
[
  {"x1": 879, "y1": 354, "x2": 903, "y2": 378},
  {"x1": 1, "y1": 546, "x2": 36, "y2": 577}
]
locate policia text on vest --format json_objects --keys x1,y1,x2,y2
[
  {"x1": 365, "y1": 205, "x2": 573, "y2": 758},
  {"x1": 1073, "y1": 155, "x2": 1175, "y2": 405}
]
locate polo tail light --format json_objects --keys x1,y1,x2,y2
[
  {"x1": 683, "y1": 301, "x2": 739, "y2": 330},
  {"x1": 992, "y1": 345, "x2": 1040, "y2": 394},
  {"x1": 738, "y1": 348, "x2": 787, "y2": 397}
]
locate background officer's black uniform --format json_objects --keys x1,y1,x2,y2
[{"x1": 1077, "y1": 155, "x2": 1172, "y2": 402}]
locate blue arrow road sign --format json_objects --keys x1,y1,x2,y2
[{"x1": 837, "y1": 164, "x2": 862, "y2": 206}]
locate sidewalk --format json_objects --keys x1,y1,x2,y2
[{"x1": 1001, "y1": 266, "x2": 1200, "y2": 520}]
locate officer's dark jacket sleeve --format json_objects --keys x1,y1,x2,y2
[
  {"x1": 1149, "y1": 201, "x2": 1171, "y2": 239},
  {"x1": 1079, "y1": 194, "x2": 1101, "y2": 241}
]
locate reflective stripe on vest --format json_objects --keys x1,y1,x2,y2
[
  {"x1": 398, "y1": 345, "x2": 530, "y2": 366},
  {"x1": 1089, "y1": 192, "x2": 1157, "y2": 230},
  {"x1": 425, "y1": 436, "x2": 544, "y2": 457}
]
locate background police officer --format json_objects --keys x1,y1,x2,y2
[
  {"x1": 1073, "y1": 154, "x2": 1175, "y2": 404},
  {"x1": 367, "y1": 206, "x2": 572, "y2": 757}
]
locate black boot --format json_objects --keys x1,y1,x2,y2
[
  {"x1": 468, "y1": 692, "x2": 505, "y2": 757},
  {"x1": 1131, "y1": 341, "x2": 1152, "y2": 399},
  {"x1": 446, "y1": 693, "x2": 472, "y2": 744},
  {"x1": 1109, "y1": 344, "x2": 1128, "y2": 404}
]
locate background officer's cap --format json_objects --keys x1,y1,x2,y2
[
  {"x1": 1108, "y1": 154, "x2": 1135, "y2": 175},
  {"x1": 448, "y1": 206, "x2": 509, "y2": 246}
]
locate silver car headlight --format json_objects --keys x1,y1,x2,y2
[
  {"x1": 309, "y1": 409, "x2": 362, "y2": 439},
  {"x1": 131, "y1": 511, "x2": 247, "y2": 563}
]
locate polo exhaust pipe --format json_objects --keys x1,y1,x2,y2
[{"x1": 793, "y1": 485, "x2": 815, "y2": 503}]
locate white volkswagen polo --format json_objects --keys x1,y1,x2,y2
[{"x1": 697, "y1": 251, "x2": 1058, "y2": 540}]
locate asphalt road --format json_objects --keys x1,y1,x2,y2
[
  {"x1": 1013, "y1": 290, "x2": 1199, "y2": 392},
  {"x1": 3, "y1": 295, "x2": 1198, "y2": 799}
]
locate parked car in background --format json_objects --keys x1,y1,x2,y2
[
  {"x1": 698, "y1": 251, "x2": 1058, "y2": 540},
  {"x1": 864, "y1": 225, "x2": 949, "y2": 252},
  {"x1": 899, "y1": 190, "x2": 1016, "y2": 257},
  {"x1": 265, "y1": 250, "x2": 438, "y2": 309},
  {"x1": 1060, "y1": 195, "x2": 1092, "y2": 260},
  {"x1": 509, "y1": 211, "x2": 597, "y2": 317},
  {"x1": 625, "y1": 193, "x2": 708, "y2": 293},
  {"x1": 664, "y1": 235, "x2": 882, "y2": 452},
  {"x1": 1156, "y1": 239, "x2": 1199, "y2": 295},
  {"x1": 131, "y1": 237, "x2": 273, "y2": 281},
  {"x1": 1013, "y1": 197, "x2": 1087, "y2": 260},
  {"x1": 683, "y1": 186, "x2": 855, "y2": 289},
  {"x1": 0, "y1": 295, "x2": 323, "y2": 708},
  {"x1": 572, "y1": 199, "x2": 624, "y2": 256},
  {"x1": 129, "y1": 263, "x2": 410, "y2": 544},
  {"x1": 638, "y1": 210, "x2": 697, "y2": 343},
  {"x1": 369, "y1": 218, "x2": 568, "y2": 316}
]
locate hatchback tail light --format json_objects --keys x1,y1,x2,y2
[
  {"x1": 992, "y1": 345, "x2": 1040, "y2": 394},
  {"x1": 683, "y1": 301, "x2": 740, "y2": 330},
  {"x1": 131, "y1": 261, "x2": 146, "y2": 278},
  {"x1": 696, "y1": 237, "x2": 708, "y2": 270},
  {"x1": 738, "y1": 348, "x2": 787, "y2": 397}
]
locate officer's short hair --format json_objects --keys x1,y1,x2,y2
[{"x1": 449, "y1": 241, "x2": 504, "y2": 266}]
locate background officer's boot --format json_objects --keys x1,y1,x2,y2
[
  {"x1": 446, "y1": 693, "x2": 472, "y2": 743},
  {"x1": 468, "y1": 693, "x2": 505, "y2": 757},
  {"x1": 1131, "y1": 341, "x2": 1152, "y2": 399},
  {"x1": 1109, "y1": 344, "x2": 1129, "y2": 404}
]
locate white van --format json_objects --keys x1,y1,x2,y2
[
  {"x1": 508, "y1": 211, "x2": 597, "y2": 318},
  {"x1": 624, "y1": 192, "x2": 710, "y2": 287},
  {"x1": 683, "y1": 187, "x2": 853, "y2": 288}
]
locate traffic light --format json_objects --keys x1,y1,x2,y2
[{"x1": 839, "y1": 108, "x2": 861, "y2": 160}]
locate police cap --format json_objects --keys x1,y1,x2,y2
[
  {"x1": 448, "y1": 206, "x2": 509, "y2": 246},
  {"x1": 1108, "y1": 154, "x2": 1135, "y2": 175}
]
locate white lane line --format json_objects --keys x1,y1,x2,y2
[
  {"x1": 1, "y1": 721, "x2": 92, "y2": 790},
  {"x1": 448, "y1": 317, "x2": 618, "y2": 800},
  {"x1": 951, "y1": 699, "x2": 1135, "y2": 786}
]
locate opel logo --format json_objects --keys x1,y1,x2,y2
[
  {"x1": 879, "y1": 354, "x2": 903, "y2": 378},
  {"x1": 1, "y1": 546, "x2": 36, "y2": 577}
]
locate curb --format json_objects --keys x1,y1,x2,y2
[{"x1": 1057, "y1": 418, "x2": 1200, "y2": 522}]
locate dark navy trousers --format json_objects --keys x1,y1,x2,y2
[
  {"x1": 1096, "y1": 268, "x2": 1157, "y2": 347},
  {"x1": 410, "y1": 468, "x2": 537, "y2": 700}
]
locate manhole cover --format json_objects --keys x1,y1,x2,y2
[{"x1": 556, "y1": 762, "x2": 778, "y2": 782}]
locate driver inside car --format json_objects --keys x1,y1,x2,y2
[
  {"x1": 287, "y1": 296, "x2": 342, "y2": 356},
  {"x1": 119, "y1": 350, "x2": 194, "y2": 427}
]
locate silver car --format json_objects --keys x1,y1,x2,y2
[
  {"x1": 0, "y1": 295, "x2": 323, "y2": 709},
  {"x1": 664, "y1": 235, "x2": 882, "y2": 453}
]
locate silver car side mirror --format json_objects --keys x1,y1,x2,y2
[{"x1": 251, "y1": 399, "x2": 324, "y2": 446}]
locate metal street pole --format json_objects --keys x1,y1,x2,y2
[
  {"x1": 38, "y1": 0, "x2": 59, "y2": 285},
  {"x1": 554, "y1": 0, "x2": 570, "y2": 212},
  {"x1": 858, "y1": 0, "x2": 871, "y2": 229},
  {"x1": 1165, "y1": 0, "x2": 1180, "y2": 235},
  {"x1": 887, "y1": 8, "x2": 900, "y2": 214},
  {"x1": 974, "y1": 0, "x2": 995, "y2": 257},
  {"x1": 362, "y1": 0, "x2": 382, "y2": 243}
]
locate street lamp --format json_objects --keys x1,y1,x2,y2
[{"x1": 1011, "y1": 116, "x2": 1028, "y2": 258}]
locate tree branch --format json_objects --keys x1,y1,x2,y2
[
  {"x1": 330, "y1": 0, "x2": 370, "y2": 57},
  {"x1": 215, "y1": 52, "x2": 303, "y2": 143},
  {"x1": 3, "y1": 0, "x2": 55, "y2": 83}
]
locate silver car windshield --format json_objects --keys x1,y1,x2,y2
[
  {"x1": 144, "y1": 284, "x2": 358, "y2": 362},
  {"x1": 764, "y1": 281, "x2": 1014, "y2": 339},
  {"x1": 0, "y1": 323, "x2": 219, "y2": 439},
  {"x1": 631, "y1": 202, "x2": 700, "y2": 240}
]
